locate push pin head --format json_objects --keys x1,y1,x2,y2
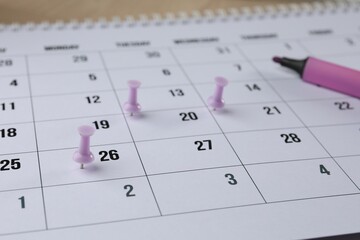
[
  {"x1": 73, "y1": 125, "x2": 95, "y2": 169},
  {"x1": 123, "y1": 80, "x2": 141, "y2": 116},
  {"x1": 207, "y1": 77, "x2": 229, "y2": 110}
]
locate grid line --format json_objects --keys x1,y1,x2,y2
[
  {"x1": 98, "y1": 51, "x2": 163, "y2": 216},
  {"x1": 0, "y1": 33, "x2": 359, "y2": 236},
  {"x1": 24, "y1": 55, "x2": 49, "y2": 229},
  {"x1": 235, "y1": 42, "x2": 360, "y2": 192},
  {"x1": 168, "y1": 47, "x2": 268, "y2": 203}
]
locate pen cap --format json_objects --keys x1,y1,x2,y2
[{"x1": 302, "y1": 57, "x2": 360, "y2": 98}]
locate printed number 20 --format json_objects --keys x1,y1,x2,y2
[{"x1": 179, "y1": 112, "x2": 198, "y2": 121}]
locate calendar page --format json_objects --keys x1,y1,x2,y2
[{"x1": 0, "y1": 2, "x2": 360, "y2": 240}]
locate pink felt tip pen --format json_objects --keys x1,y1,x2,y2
[{"x1": 272, "y1": 56, "x2": 360, "y2": 98}]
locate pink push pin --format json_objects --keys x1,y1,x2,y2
[
  {"x1": 73, "y1": 125, "x2": 95, "y2": 169},
  {"x1": 207, "y1": 77, "x2": 229, "y2": 110},
  {"x1": 123, "y1": 80, "x2": 141, "y2": 116}
]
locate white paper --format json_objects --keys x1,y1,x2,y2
[{"x1": 0, "y1": 7, "x2": 359, "y2": 240}]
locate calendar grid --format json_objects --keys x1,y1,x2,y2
[
  {"x1": 235, "y1": 43, "x2": 360, "y2": 192},
  {"x1": 2, "y1": 153, "x2": 360, "y2": 193},
  {"x1": 0, "y1": 40, "x2": 356, "y2": 75},
  {"x1": 24, "y1": 55, "x2": 48, "y2": 230},
  {"x1": 0, "y1": 88, "x2": 354, "y2": 104},
  {"x1": 1, "y1": 15, "x2": 360, "y2": 236},
  {"x1": 0, "y1": 116, "x2": 358, "y2": 132},
  {"x1": 2, "y1": 192, "x2": 360, "y2": 238},
  {"x1": 2, "y1": 148, "x2": 360, "y2": 189},
  {"x1": 296, "y1": 40, "x2": 360, "y2": 191},
  {"x1": 168, "y1": 47, "x2": 268, "y2": 203},
  {"x1": 98, "y1": 51, "x2": 163, "y2": 216}
]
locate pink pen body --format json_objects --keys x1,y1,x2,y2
[{"x1": 302, "y1": 57, "x2": 360, "y2": 98}]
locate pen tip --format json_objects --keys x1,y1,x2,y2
[{"x1": 272, "y1": 56, "x2": 282, "y2": 64}]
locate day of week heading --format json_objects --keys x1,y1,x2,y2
[
  {"x1": 116, "y1": 41, "x2": 151, "y2": 47},
  {"x1": 44, "y1": 44, "x2": 79, "y2": 51},
  {"x1": 173, "y1": 37, "x2": 219, "y2": 45},
  {"x1": 241, "y1": 33, "x2": 278, "y2": 40},
  {"x1": 309, "y1": 29, "x2": 333, "y2": 35}
]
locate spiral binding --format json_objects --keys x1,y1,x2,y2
[{"x1": 0, "y1": 0, "x2": 359, "y2": 32}]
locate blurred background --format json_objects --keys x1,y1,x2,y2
[{"x1": 0, "y1": 0, "x2": 325, "y2": 24}]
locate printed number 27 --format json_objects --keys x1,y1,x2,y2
[{"x1": 194, "y1": 140, "x2": 212, "y2": 151}]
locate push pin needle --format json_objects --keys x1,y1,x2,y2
[
  {"x1": 123, "y1": 80, "x2": 141, "y2": 116},
  {"x1": 207, "y1": 77, "x2": 229, "y2": 111},
  {"x1": 73, "y1": 125, "x2": 95, "y2": 169}
]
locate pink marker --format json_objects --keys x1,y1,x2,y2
[
  {"x1": 73, "y1": 125, "x2": 95, "y2": 169},
  {"x1": 123, "y1": 80, "x2": 141, "y2": 116},
  {"x1": 208, "y1": 77, "x2": 229, "y2": 110},
  {"x1": 273, "y1": 56, "x2": 360, "y2": 98}
]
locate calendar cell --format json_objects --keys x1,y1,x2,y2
[
  {"x1": 0, "y1": 76, "x2": 29, "y2": 98},
  {"x1": 109, "y1": 66, "x2": 189, "y2": 89},
  {"x1": 183, "y1": 61, "x2": 262, "y2": 84},
  {"x1": 118, "y1": 85, "x2": 203, "y2": 112},
  {"x1": 32, "y1": 91, "x2": 121, "y2": 121},
  {"x1": 137, "y1": 134, "x2": 240, "y2": 175},
  {"x1": 0, "y1": 188, "x2": 46, "y2": 235},
  {"x1": 270, "y1": 79, "x2": 347, "y2": 101},
  {"x1": 288, "y1": 98, "x2": 360, "y2": 126},
  {"x1": 102, "y1": 49, "x2": 176, "y2": 69},
  {"x1": 0, "y1": 56, "x2": 26, "y2": 76},
  {"x1": 195, "y1": 80, "x2": 281, "y2": 105},
  {"x1": 226, "y1": 128, "x2": 329, "y2": 165},
  {"x1": 36, "y1": 115, "x2": 132, "y2": 151},
  {"x1": 310, "y1": 124, "x2": 360, "y2": 157},
  {"x1": 0, "y1": 152, "x2": 40, "y2": 191},
  {"x1": 126, "y1": 108, "x2": 221, "y2": 141},
  {"x1": 238, "y1": 41, "x2": 308, "y2": 60},
  {"x1": 172, "y1": 45, "x2": 244, "y2": 64},
  {"x1": 212, "y1": 103, "x2": 303, "y2": 132},
  {"x1": 44, "y1": 177, "x2": 160, "y2": 228},
  {"x1": 149, "y1": 166, "x2": 264, "y2": 214},
  {"x1": 300, "y1": 37, "x2": 360, "y2": 56},
  {"x1": 335, "y1": 156, "x2": 360, "y2": 188},
  {"x1": 0, "y1": 123, "x2": 36, "y2": 155},
  {"x1": 28, "y1": 52, "x2": 104, "y2": 74},
  {"x1": 0, "y1": 98, "x2": 33, "y2": 124},
  {"x1": 247, "y1": 158, "x2": 359, "y2": 202},
  {"x1": 40, "y1": 143, "x2": 145, "y2": 186},
  {"x1": 253, "y1": 60, "x2": 300, "y2": 81},
  {"x1": 30, "y1": 71, "x2": 112, "y2": 96}
]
